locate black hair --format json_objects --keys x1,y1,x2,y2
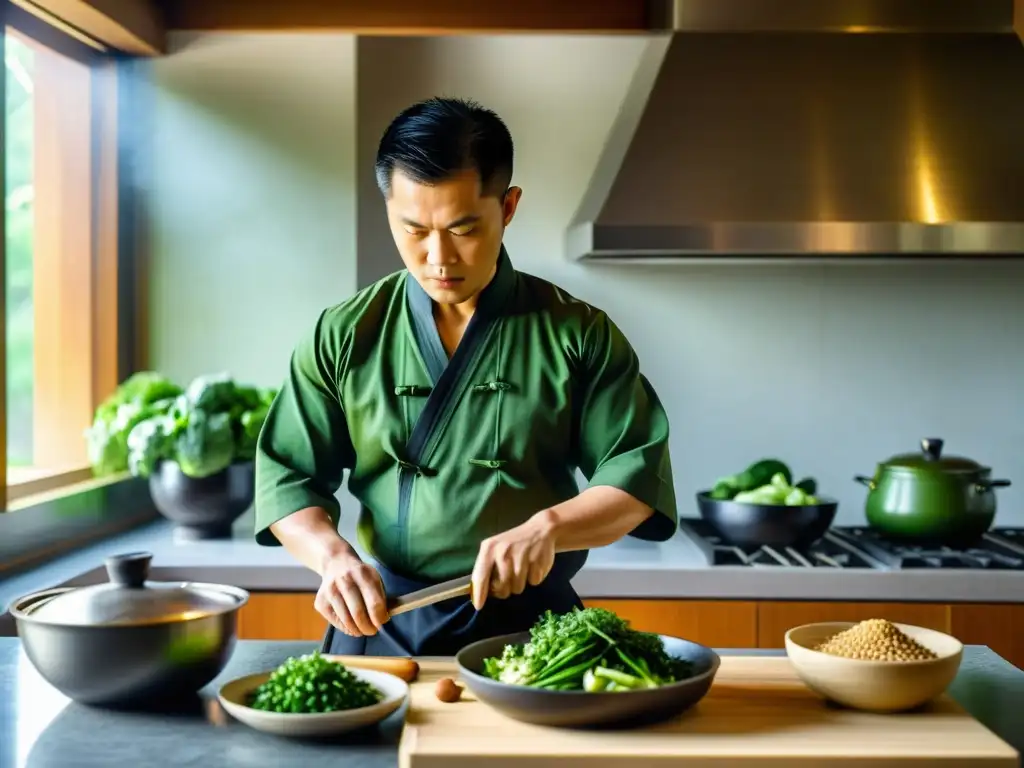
[{"x1": 374, "y1": 96, "x2": 513, "y2": 199}]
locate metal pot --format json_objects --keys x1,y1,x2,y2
[
  {"x1": 8, "y1": 551, "x2": 248, "y2": 708},
  {"x1": 854, "y1": 438, "x2": 1011, "y2": 544}
]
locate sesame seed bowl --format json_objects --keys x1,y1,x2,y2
[{"x1": 784, "y1": 620, "x2": 964, "y2": 713}]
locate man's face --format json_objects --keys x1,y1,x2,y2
[{"x1": 385, "y1": 169, "x2": 521, "y2": 307}]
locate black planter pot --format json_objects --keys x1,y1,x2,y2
[{"x1": 148, "y1": 460, "x2": 255, "y2": 540}]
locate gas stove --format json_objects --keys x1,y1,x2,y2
[{"x1": 678, "y1": 518, "x2": 1024, "y2": 571}]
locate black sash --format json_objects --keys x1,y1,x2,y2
[{"x1": 320, "y1": 550, "x2": 586, "y2": 657}]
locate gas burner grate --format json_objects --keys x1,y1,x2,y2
[
  {"x1": 830, "y1": 527, "x2": 1024, "y2": 571},
  {"x1": 679, "y1": 520, "x2": 878, "y2": 569},
  {"x1": 679, "y1": 519, "x2": 1024, "y2": 570},
  {"x1": 987, "y1": 528, "x2": 1024, "y2": 554}
]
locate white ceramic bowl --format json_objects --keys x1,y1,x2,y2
[
  {"x1": 785, "y1": 621, "x2": 963, "y2": 713},
  {"x1": 217, "y1": 666, "x2": 408, "y2": 737}
]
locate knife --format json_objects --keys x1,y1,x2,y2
[{"x1": 386, "y1": 574, "x2": 473, "y2": 617}]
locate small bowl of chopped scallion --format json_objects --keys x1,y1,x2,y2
[{"x1": 217, "y1": 651, "x2": 408, "y2": 737}]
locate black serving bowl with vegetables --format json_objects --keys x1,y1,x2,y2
[
  {"x1": 455, "y1": 608, "x2": 720, "y2": 728},
  {"x1": 84, "y1": 370, "x2": 278, "y2": 540},
  {"x1": 696, "y1": 493, "x2": 839, "y2": 549},
  {"x1": 698, "y1": 458, "x2": 838, "y2": 549},
  {"x1": 149, "y1": 459, "x2": 255, "y2": 540}
]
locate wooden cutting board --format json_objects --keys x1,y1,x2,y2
[{"x1": 397, "y1": 657, "x2": 1019, "y2": 767}]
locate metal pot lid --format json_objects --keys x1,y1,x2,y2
[
  {"x1": 882, "y1": 438, "x2": 984, "y2": 473},
  {"x1": 28, "y1": 552, "x2": 245, "y2": 626}
]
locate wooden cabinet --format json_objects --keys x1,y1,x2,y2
[
  {"x1": 755, "y1": 602, "x2": 952, "y2": 648},
  {"x1": 236, "y1": 593, "x2": 1024, "y2": 670},
  {"x1": 162, "y1": 0, "x2": 650, "y2": 34},
  {"x1": 238, "y1": 593, "x2": 326, "y2": 642},
  {"x1": 583, "y1": 599, "x2": 758, "y2": 649},
  {"x1": 949, "y1": 603, "x2": 1024, "y2": 675}
]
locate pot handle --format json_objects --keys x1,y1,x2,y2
[
  {"x1": 854, "y1": 475, "x2": 876, "y2": 490},
  {"x1": 105, "y1": 551, "x2": 153, "y2": 588},
  {"x1": 921, "y1": 438, "x2": 944, "y2": 460},
  {"x1": 976, "y1": 479, "x2": 1012, "y2": 490}
]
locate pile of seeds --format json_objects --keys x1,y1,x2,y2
[{"x1": 815, "y1": 619, "x2": 939, "y2": 661}]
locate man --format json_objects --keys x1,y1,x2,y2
[{"x1": 254, "y1": 96, "x2": 678, "y2": 657}]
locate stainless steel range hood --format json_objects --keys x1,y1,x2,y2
[{"x1": 567, "y1": 0, "x2": 1024, "y2": 261}]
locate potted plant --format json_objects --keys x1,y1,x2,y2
[{"x1": 85, "y1": 371, "x2": 277, "y2": 539}]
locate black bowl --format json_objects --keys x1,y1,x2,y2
[
  {"x1": 455, "y1": 632, "x2": 720, "y2": 729},
  {"x1": 696, "y1": 491, "x2": 838, "y2": 549},
  {"x1": 149, "y1": 460, "x2": 254, "y2": 540}
]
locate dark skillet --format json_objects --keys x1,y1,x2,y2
[
  {"x1": 696, "y1": 491, "x2": 839, "y2": 549},
  {"x1": 455, "y1": 631, "x2": 720, "y2": 729}
]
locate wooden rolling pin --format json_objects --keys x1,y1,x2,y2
[
  {"x1": 324, "y1": 654, "x2": 420, "y2": 682},
  {"x1": 319, "y1": 577, "x2": 473, "y2": 683}
]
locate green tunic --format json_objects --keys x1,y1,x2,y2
[{"x1": 254, "y1": 248, "x2": 678, "y2": 582}]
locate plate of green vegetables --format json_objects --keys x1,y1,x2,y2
[
  {"x1": 455, "y1": 607, "x2": 721, "y2": 728},
  {"x1": 217, "y1": 651, "x2": 408, "y2": 737}
]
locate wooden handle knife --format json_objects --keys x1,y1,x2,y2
[{"x1": 386, "y1": 574, "x2": 473, "y2": 618}]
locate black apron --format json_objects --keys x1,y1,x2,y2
[{"x1": 320, "y1": 550, "x2": 587, "y2": 656}]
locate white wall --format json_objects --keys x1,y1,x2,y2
[
  {"x1": 145, "y1": 32, "x2": 358, "y2": 388},
  {"x1": 146, "y1": 32, "x2": 1024, "y2": 527}
]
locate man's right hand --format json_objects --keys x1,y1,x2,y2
[{"x1": 315, "y1": 553, "x2": 390, "y2": 636}]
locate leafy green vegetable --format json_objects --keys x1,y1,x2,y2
[
  {"x1": 103, "y1": 372, "x2": 183, "y2": 415},
  {"x1": 185, "y1": 372, "x2": 237, "y2": 412},
  {"x1": 235, "y1": 405, "x2": 270, "y2": 461},
  {"x1": 708, "y1": 479, "x2": 739, "y2": 500},
  {"x1": 708, "y1": 458, "x2": 792, "y2": 500},
  {"x1": 794, "y1": 477, "x2": 817, "y2": 495},
  {"x1": 732, "y1": 471, "x2": 820, "y2": 506},
  {"x1": 248, "y1": 651, "x2": 383, "y2": 713},
  {"x1": 708, "y1": 459, "x2": 822, "y2": 506},
  {"x1": 85, "y1": 370, "x2": 278, "y2": 479},
  {"x1": 126, "y1": 414, "x2": 177, "y2": 478},
  {"x1": 175, "y1": 410, "x2": 236, "y2": 478},
  {"x1": 84, "y1": 373, "x2": 183, "y2": 476},
  {"x1": 231, "y1": 383, "x2": 272, "y2": 413},
  {"x1": 482, "y1": 607, "x2": 696, "y2": 692}
]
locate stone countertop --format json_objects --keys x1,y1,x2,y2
[
  {"x1": 0, "y1": 638, "x2": 1022, "y2": 768},
  {"x1": 2, "y1": 512, "x2": 1023, "y2": 617}
]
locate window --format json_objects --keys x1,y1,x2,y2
[{"x1": 3, "y1": 8, "x2": 125, "y2": 507}]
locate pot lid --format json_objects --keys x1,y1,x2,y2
[
  {"x1": 27, "y1": 552, "x2": 245, "y2": 626},
  {"x1": 882, "y1": 438, "x2": 983, "y2": 473}
]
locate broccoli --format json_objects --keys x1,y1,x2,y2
[
  {"x1": 175, "y1": 410, "x2": 235, "y2": 478},
  {"x1": 84, "y1": 371, "x2": 182, "y2": 473},
  {"x1": 482, "y1": 607, "x2": 695, "y2": 692},
  {"x1": 185, "y1": 372, "x2": 238, "y2": 413},
  {"x1": 230, "y1": 384, "x2": 265, "y2": 413},
  {"x1": 235, "y1": 404, "x2": 269, "y2": 461},
  {"x1": 125, "y1": 414, "x2": 178, "y2": 478},
  {"x1": 84, "y1": 370, "x2": 278, "y2": 480}
]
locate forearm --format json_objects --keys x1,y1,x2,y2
[
  {"x1": 536, "y1": 485, "x2": 655, "y2": 552},
  {"x1": 269, "y1": 507, "x2": 359, "y2": 576}
]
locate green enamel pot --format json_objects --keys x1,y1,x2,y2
[{"x1": 854, "y1": 438, "x2": 1011, "y2": 544}]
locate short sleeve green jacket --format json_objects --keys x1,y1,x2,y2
[{"x1": 254, "y1": 248, "x2": 678, "y2": 582}]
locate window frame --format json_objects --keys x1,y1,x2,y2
[{"x1": 2, "y1": 1, "x2": 148, "y2": 509}]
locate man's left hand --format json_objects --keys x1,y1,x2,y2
[{"x1": 470, "y1": 510, "x2": 557, "y2": 610}]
